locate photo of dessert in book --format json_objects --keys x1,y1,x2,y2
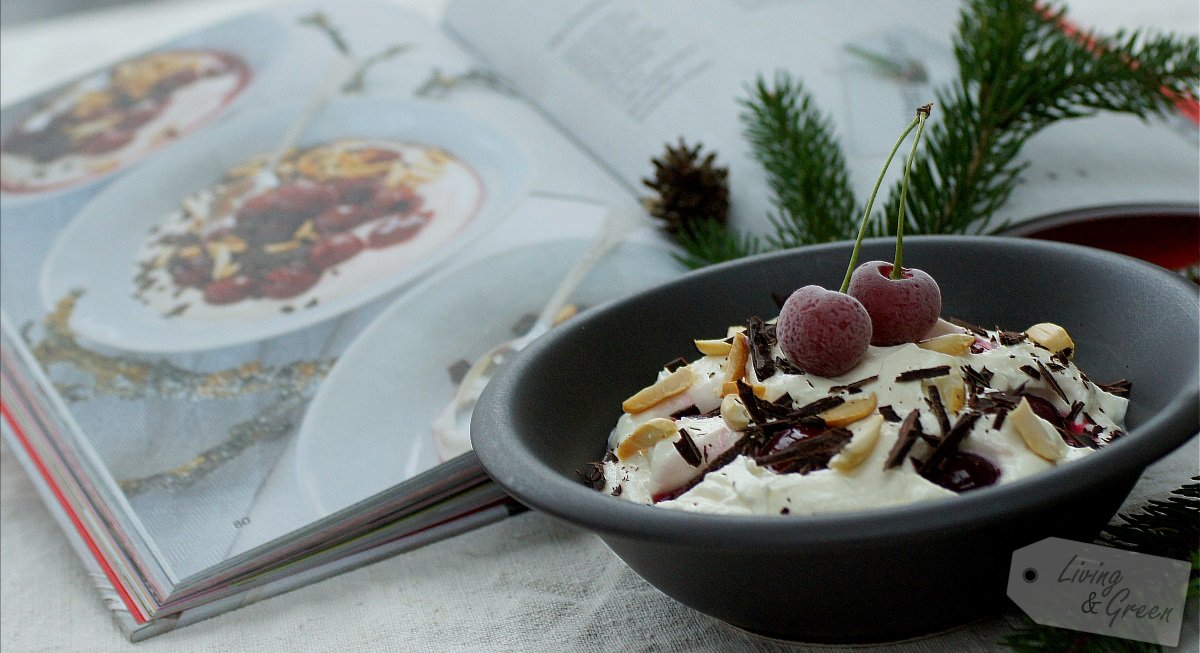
[
  {"x1": 0, "y1": 49, "x2": 252, "y2": 194},
  {"x1": 38, "y1": 98, "x2": 529, "y2": 353}
]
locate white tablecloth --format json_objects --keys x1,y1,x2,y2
[{"x1": 2, "y1": 1, "x2": 1197, "y2": 651}]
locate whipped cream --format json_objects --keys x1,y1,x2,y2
[{"x1": 600, "y1": 320, "x2": 1128, "y2": 516}]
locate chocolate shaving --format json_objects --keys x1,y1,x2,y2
[
  {"x1": 896, "y1": 366, "x2": 951, "y2": 382},
  {"x1": 948, "y1": 317, "x2": 988, "y2": 337},
  {"x1": 969, "y1": 391, "x2": 1019, "y2": 413},
  {"x1": 736, "y1": 380, "x2": 793, "y2": 423},
  {"x1": 1046, "y1": 361, "x2": 1066, "y2": 373},
  {"x1": 1052, "y1": 349, "x2": 1074, "y2": 367},
  {"x1": 603, "y1": 451, "x2": 618, "y2": 464},
  {"x1": 830, "y1": 375, "x2": 878, "y2": 395},
  {"x1": 878, "y1": 405, "x2": 902, "y2": 422},
  {"x1": 918, "y1": 431, "x2": 944, "y2": 447},
  {"x1": 1018, "y1": 365, "x2": 1041, "y2": 380},
  {"x1": 670, "y1": 405, "x2": 702, "y2": 420},
  {"x1": 963, "y1": 366, "x2": 994, "y2": 390},
  {"x1": 578, "y1": 462, "x2": 606, "y2": 490},
  {"x1": 1065, "y1": 401, "x2": 1084, "y2": 426},
  {"x1": 885, "y1": 410, "x2": 922, "y2": 469},
  {"x1": 774, "y1": 356, "x2": 804, "y2": 375},
  {"x1": 663, "y1": 357, "x2": 690, "y2": 373},
  {"x1": 661, "y1": 438, "x2": 747, "y2": 500},
  {"x1": 992, "y1": 410, "x2": 1008, "y2": 430},
  {"x1": 674, "y1": 428, "x2": 703, "y2": 467},
  {"x1": 746, "y1": 316, "x2": 776, "y2": 380},
  {"x1": 754, "y1": 427, "x2": 852, "y2": 471},
  {"x1": 792, "y1": 394, "x2": 845, "y2": 418},
  {"x1": 920, "y1": 412, "x2": 981, "y2": 476},
  {"x1": 1096, "y1": 379, "x2": 1132, "y2": 397},
  {"x1": 1035, "y1": 360, "x2": 1069, "y2": 404},
  {"x1": 610, "y1": 485, "x2": 623, "y2": 497},
  {"x1": 998, "y1": 331, "x2": 1026, "y2": 346},
  {"x1": 925, "y1": 385, "x2": 951, "y2": 436}
]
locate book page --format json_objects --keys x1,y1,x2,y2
[
  {"x1": 445, "y1": 0, "x2": 1199, "y2": 236},
  {"x1": 0, "y1": 0, "x2": 682, "y2": 607}
]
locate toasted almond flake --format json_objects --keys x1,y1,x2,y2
[
  {"x1": 916, "y1": 333, "x2": 975, "y2": 356},
  {"x1": 819, "y1": 393, "x2": 877, "y2": 427},
  {"x1": 721, "y1": 332, "x2": 750, "y2": 388},
  {"x1": 694, "y1": 338, "x2": 732, "y2": 356},
  {"x1": 946, "y1": 383, "x2": 965, "y2": 413},
  {"x1": 829, "y1": 414, "x2": 883, "y2": 472},
  {"x1": 1009, "y1": 397, "x2": 1067, "y2": 461},
  {"x1": 720, "y1": 394, "x2": 751, "y2": 431},
  {"x1": 177, "y1": 245, "x2": 202, "y2": 259},
  {"x1": 1025, "y1": 322, "x2": 1074, "y2": 356},
  {"x1": 726, "y1": 325, "x2": 746, "y2": 338},
  {"x1": 213, "y1": 259, "x2": 239, "y2": 281},
  {"x1": 294, "y1": 220, "x2": 319, "y2": 242},
  {"x1": 721, "y1": 380, "x2": 767, "y2": 399},
  {"x1": 263, "y1": 240, "x2": 301, "y2": 254},
  {"x1": 622, "y1": 367, "x2": 694, "y2": 414},
  {"x1": 87, "y1": 159, "x2": 120, "y2": 173},
  {"x1": 616, "y1": 418, "x2": 678, "y2": 460}
]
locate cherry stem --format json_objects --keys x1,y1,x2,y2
[
  {"x1": 839, "y1": 113, "x2": 921, "y2": 294},
  {"x1": 891, "y1": 104, "x2": 932, "y2": 279}
]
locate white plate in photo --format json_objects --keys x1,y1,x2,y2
[
  {"x1": 39, "y1": 97, "x2": 531, "y2": 352},
  {"x1": 0, "y1": 13, "x2": 287, "y2": 201},
  {"x1": 293, "y1": 237, "x2": 687, "y2": 516}
]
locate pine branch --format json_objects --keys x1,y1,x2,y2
[
  {"x1": 1098, "y1": 479, "x2": 1199, "y2": 562},
  {"x1": 738, "y1": 72, "x2": 860, "y2": 248},
  {"x1": 1001, "y1": 479, "x2": 1199, "y2": 653},
  {"x1": 672, "y1": 217, "x2": 761, "y2": 269},
  {"x1": 878, "y1": 0, "x2": 1200, "y2": 237}
]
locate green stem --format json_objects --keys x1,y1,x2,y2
[
  {"x1": 839, "y1": 113, "x2": 920, "y2": 293},
  {"x1": 892, "y1": 105, "x2": 931, "y2": 277}
]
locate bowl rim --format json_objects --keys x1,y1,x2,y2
[{"x1": 473, "y1": 235, "x2": 1200, "y2": 551}]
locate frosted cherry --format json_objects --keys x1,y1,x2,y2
[
  {"x1": 776, "y1": 286, "x2": 872, "y2": 377},
  {"x1": 842, "y1": 103, "x2": 940, "y2": 346},
  {"x1": 848, "y1": 261, "x2": 941, "y2": 345}
]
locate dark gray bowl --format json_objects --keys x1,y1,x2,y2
[{"x1": 472, "y1": 236, "x2": 1200, "y2": 643}]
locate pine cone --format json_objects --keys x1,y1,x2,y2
[{"x1": 642, "y1": 139, "x2": 729, "y2": 237}]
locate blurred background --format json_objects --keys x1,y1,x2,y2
[{"x1": 3, "y1": 0, "x2": 156, "y2": 25}]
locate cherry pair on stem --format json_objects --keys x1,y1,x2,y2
[{"x1": 777, "y1": 104, "x2": 941, "y2": 376}]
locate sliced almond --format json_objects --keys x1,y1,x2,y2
[
  {"x1": 694, "y1": 338, "x2": 732, "y2": 357},
  {"x1": 622, "y1": 366, "x2": 694, "y2": 414},
  {"x1": 726, "y1": 325, "x2": 746, "y2": 338},
  {"x1": 616, "y1": 418, "x2": 678, "y2": 460},
  {"x1": 829, "y1": 414, "x2": 884, "y2": 472},
  {"x1": 264, "y1": 240, "x2": 301, "y2": 254},
  {"x1": 294, "y1": 220, "x2": 319, "y2": 242},
  {"x1": 820, "y1": 393, "x2": 877, "y2": 427},
  {"x1": 720, "y1": 332, "x2": 750, "y2": 390},
  {"x1": 721, "y1": 381, "x2": 767, "y2": 398},
  {"x1": 720, "y1": 393, "x2": 751, "y2": 431},
  {"x1": 916, "y1": 333, "x2": 975, "y2": 356},
  {"x1": 1009, "y1": 397, "x2": 1067, "y2": 461},
  {"x1": 945, "y1": 381, "x2": 966, "y2": 413},
  {"x1": 1026, "y1": 323, "x2": 1074, "y2": 357}
]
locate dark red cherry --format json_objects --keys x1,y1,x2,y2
[
  {"x1": 920, "y1": 452, "x2": 999, "y2": 492},
  {"x1": 776, "y1": 285, "x2": 872, "y2": 377},
  {"x1": 847, "y1": 261, "x2": 942, "y2": 346}
]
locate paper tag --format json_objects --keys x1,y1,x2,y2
[{"x1": 1008, "y1": 537, "x2": 1191, "y2": 646}]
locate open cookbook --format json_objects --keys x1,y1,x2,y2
[{"x1": 1, "y1": 0, "x2": 1195, "y2": 640}]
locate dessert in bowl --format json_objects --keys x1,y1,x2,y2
[{"x1": 471, "y1": 236, "x2": 1199, "y2": 642}]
